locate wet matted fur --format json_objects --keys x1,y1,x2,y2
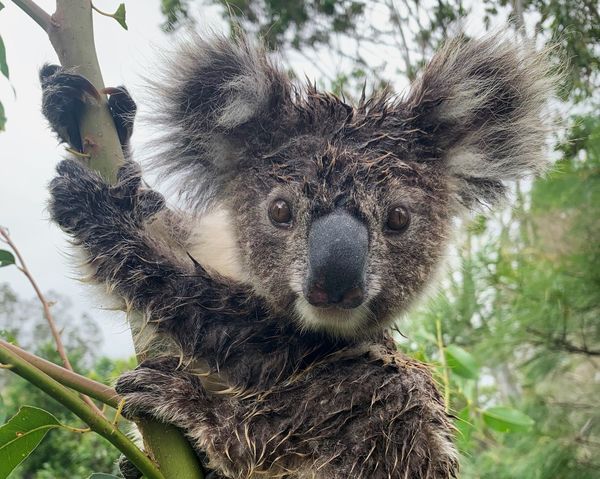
[{"x1": 42, "y1": 31, "x2": 556, "y2": 478}]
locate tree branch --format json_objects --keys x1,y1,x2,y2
[
  {"x1": 11, "y1": 0, "x2": 51, "y2": 31},
  {"x1": 0, "y1": 342, "x2": 165, "y2": 479},
  {"x1": 10, "y1": 1, "x2": 205, "y2": 476},
  {"x1": 0, "y1": 226, "x2": 104, "y2": 416},
  {"x1": 0, "y1": 339, "x2": 120, "y2": 408}
]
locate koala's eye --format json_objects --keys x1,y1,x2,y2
[
  {"x1": 269, "y1": 199, "x2": 292, "y2": 226},
  {"x1": 386, "y1": 205, "x2": 410, "y2": 233}
]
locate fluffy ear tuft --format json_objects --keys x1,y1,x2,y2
[
  {"x1": 147, "y1": 33, "x2": 292, "y2": 209},
  {"x1": 404, "y1": 33, "x2": 558, "y2": 207}
]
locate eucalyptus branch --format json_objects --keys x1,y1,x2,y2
[
  {"x1": 0, "y1": 342, "x2": 165, "y2": 479},
  {"x1": 0, "y1": 339, "x2": 120, "y2": 408},
  {"x1": 10, "y1": 0, "x2": 205, "y2": 476},
  {"x1": 11, "y1": 0, "x2": 51, "y2": 30},
  {"x1": 0, "y1": 227, "x2": 103, "y2": 416}
]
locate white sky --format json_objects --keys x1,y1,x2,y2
[{"x1": 0, "y1": 1, "x2": 498, "y2": 358}]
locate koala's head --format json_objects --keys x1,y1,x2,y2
[{"x1": 151, "y1": 33, "x2": 554, "y2": 339}]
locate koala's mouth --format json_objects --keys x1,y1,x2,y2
[{"x1": 293, "y1": 296, "x2": 372, "y2": 338}]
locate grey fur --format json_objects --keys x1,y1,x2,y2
[{"x1": 42, "y1": 31, "x2": 556, "y2": 479}]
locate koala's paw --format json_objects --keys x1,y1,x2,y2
[
  {"x1": 49, "y1": 159, "x2": 165, "y2": 236},
  {"x1": 40, "y1": 65, "x2": 137, "y2": 151},
  {"x1": 104, "y1": 86, "x2": 137, "y2": 146},
  {"x1": 40, "y1": 64, "x2": 101, "y2": 152},
  {"x1": 115, "y1": 357, "x2": 186, "y2": 421}
]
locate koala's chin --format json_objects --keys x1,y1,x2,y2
[{"x1": 293, "y1": 296, "x2": 374, "y2": 338}]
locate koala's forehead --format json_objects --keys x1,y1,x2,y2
[{"x1": 255, "y1": 134, "x2": 439, "y2": 194}]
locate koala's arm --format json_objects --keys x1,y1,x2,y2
[
  {"x1": 116, "y1": 349, "x2": 458, "y2": 479},
  {"x1": 41, "y1": 66, "x2": 258, "y2": 346},
  {"x1": 48, "y1": 159, "x2": 256, "y2": 332}
]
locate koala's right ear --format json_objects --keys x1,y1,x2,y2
[{"x1": 149, "y1": 34, "x2": 293, "y2": 206}]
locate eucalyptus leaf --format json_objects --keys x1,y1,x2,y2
[
  {"x1": 445, "y1": 344, "x2": 479, "y2": 379},
  {"x1": 113, "y1": 4, "x2": 128, "y2": 30},
  {"x1": 455, "y1": 406, "x2": 474, "y2": 451},
  {"x1": 88, "y1": 474, "x2": 121, "y2": 479},
  {"x1": 0, "y1": 406, "x2": 60, "y2": 478},
  {"x1": 0, "y1": 35, "x2": 8, "y2": 79},
  {"x1": 0, "y1": 250, "x2": 15, "y2": 267},
  {"x1": 0, "y1": 2, "x2": 4, "y2": 12},
  {"x1": 0, "y1": 101, "x2": 5, "y2": 131},
  {"x1": 483, "y1": 406, "x2": 535, "y2": 433}
]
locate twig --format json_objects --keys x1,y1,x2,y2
[
  {"x1": 0, "y1": 339, "x2": 120, "y2": 408},
  {"x1": 10, "y1": 0, "x2": 51, "y2": 31},
  {"x1": 0, "y1": 343, "x2": 165, "y2": 479},
  {"x1": 0, "y1": 227, "x2": 105, "y2": 416},
  {"x1": 436, "y1": 319, "x2": 451, "y2": 412}
]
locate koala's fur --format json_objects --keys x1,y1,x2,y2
[{"x1": 42, "y1": 31, "x2": 555, "y2": 479}]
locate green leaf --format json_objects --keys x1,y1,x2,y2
[
  {"x1": 0, "y1": 250, "x2": 15, "y2": 267},
  {"x1": 455, "y1": 406, "x2": 474, "y2": 451},
  {"x1": 0, "y1": 406, "x2": 60, "y2": 478},
  {"x1": 0, "y1": 35, "x2": 8, "y2": 79},
  {"x1": 113, "y1": 4, "x2": 128, "y2": 30},
  {"x1": 445, "y1": 344, "x2": 479, "y2": 379},
  {"x1": 88, "y1": 474, "x2": 121, "y2": 479},
  {"x1": 0, "y1": 2, "x2": 4, "y2": 11},
  {"x1": 0, "y1": 101, "x2": 5, "y2": 131},
  {"x1": 482, "y1": 406, "x2": 535, "y2": 433}
]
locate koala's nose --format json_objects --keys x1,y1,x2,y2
[{"x1": 304, "y1": 210, "x2": 368, "y2": 309}]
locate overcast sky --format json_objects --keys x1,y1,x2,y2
[{"x1": 0, "y1": 1, "x2": 497, "y2": 358}]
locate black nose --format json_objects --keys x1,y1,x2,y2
[{"x1": 304, "y1": 210, "x2": 368, "y2": 309}]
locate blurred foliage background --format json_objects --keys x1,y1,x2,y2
[{"x1": 1, "y1": 0, "x2": 599, "y2": 477}]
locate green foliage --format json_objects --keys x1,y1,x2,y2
[
  {"x1": 0, "y1": 406, "x2": 59, "y2": 478},
  {"x1": 482, "y1": 406, "x2": 535, "y2": 432},
  {"x1": 0, "y1": 286, "x2": 126, "y2": 478},
  {"x1": 160, "y1": 0, "x2": 190, "y2": 32},
  {"x1": 400, "y1": 114, "x2": 600, "y2": 477},
  {"x1": 113, "y1": 4, "x2": 128, "y2": 31},
  {"x1": 0, "y1": 35, "x2": 8, "y2": 79},
  {"x1": 0, "y1": 101, "x2": 5, "y2": 131},
  {"x1": 0, "y1": 251, "x2": 15, "y2": 268},
  {"x1": 445, "y1": 344, "x2": 479, "y2": 379}
]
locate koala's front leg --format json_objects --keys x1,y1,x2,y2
[{"x1": 49, "y1": 159, "x2": 254, "y2": 329}]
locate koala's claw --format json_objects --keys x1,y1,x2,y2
[
  {"x1": 49, "y1": 159, "x2": 165, "y2": 235},
  {"x1": 40, "y1": 64, "x2": 101, "y2": 152},
  {"x1": 103, "y1": 86, "x2": 137, "y2": 146}
]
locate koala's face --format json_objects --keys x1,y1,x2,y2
[
  {"x1": 154, "y1": 34, "x2": 553, "y2": 339},
  {"x1": 227, "y1": 132, "x2": 451, "y2": 337}
]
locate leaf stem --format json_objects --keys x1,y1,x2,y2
[
  {"x1": 0, "y1": 339, "x2": 120, "y2": 408},
  {"x1": 90, "y1": 4, "x2": 113, "y2": 19},
  {"x1": 0, "y1": 343, "x2": 165, "y2": 479}
]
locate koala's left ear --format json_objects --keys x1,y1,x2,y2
[{"x1": 403, "y1": 34, "x2": 557, "y2": 207}]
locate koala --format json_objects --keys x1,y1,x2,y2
[{"x1": 40, "y1": 32, "x2": 553, "y2": 479}]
